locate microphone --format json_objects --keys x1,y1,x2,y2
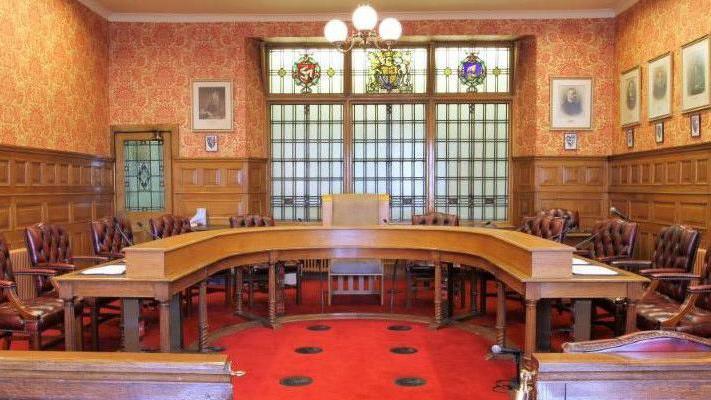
[
  {"x1": 382, "y1": 218, "x2": 388, "y2": 224},
  {"x1": 574, "y1": 231, "x2": 600, "y2": 250},
  {"x1": 297, "y1": 218, "x2": 303, "y2": 223},
  {"x1": 491, "y1": 344, "x2": 523, "y2": 389},
  {"x1": 609, "y1": 206, "x2": 630, "y2": 221},
  {"x1": 491, "y1": 344, "x2": 522, "y2": 355}
]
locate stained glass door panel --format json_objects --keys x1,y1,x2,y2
[
  {"x1": 123, "y1": 140, "x2": 165, "y2": 211},
  {"x1": 352, "y1": 103, "x2": 426, "y2": 221}
]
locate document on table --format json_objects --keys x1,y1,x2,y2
[
  {"x1": 80, "y1": 264, "x2": 126, "y2": 275},
  {"x1": 572, "y1": 257, "x2": 619, "y2": 276}
]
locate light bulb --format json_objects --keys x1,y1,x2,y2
[
  {"x1": 324, "y1": 19, "x2": 348, "y2": 43},
  {"x1": 352, "y1": 5, "x2": 378, "y2": 31},
  {"x1": 378, "y1": 17, "x2": 401, "y2": 41}
]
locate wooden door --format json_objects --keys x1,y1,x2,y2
[{"x1": 114, "y1": 129, "x2": 174, "y2": 242}]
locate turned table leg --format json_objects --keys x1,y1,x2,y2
[
  {"x1": 524, "y1": 299, "x2": 538, "y2": 361},
  {"x1": 199, "y1": 281, "x2": 208, "y2": 352},
  {"x1": 63, "y1": 298, "x2": 77, "y2": 351},
  {"x1": 495, "y1": 281, "x2": 507, "y2": 347}
]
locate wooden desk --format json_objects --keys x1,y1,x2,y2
[
  {"x1": 533, "y1": 351, "x2": 711, "y2": 399},
  {"x1": 55, "y1": 226, "x2": 647, "y2": 358},
  {"x1": 0, "y1": 351, "x2": 233, "y2": 399}
]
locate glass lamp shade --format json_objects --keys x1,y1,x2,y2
[
  {"x1": 324, "y1": 19, "x2": 348, "y2": 43},
  {"x1": 352, "y1": 5, "x2": 378, "y2": 31},
  {"x1": 378, "y1": 17, "x2": 402, "y2": 41}
]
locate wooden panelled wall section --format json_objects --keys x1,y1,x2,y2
[
  {"x1": 512, "y1": 156, "x2": 608, "y2": 231},
  {"x1": 0, "y1": 145, "x2": 114, "y2": 254},
  {"x1": 609, "y1": 143, "x2": 711, "y2": 259},
  {"x1": 172, "y1": 158, "x2": 267, "y2": 226}
]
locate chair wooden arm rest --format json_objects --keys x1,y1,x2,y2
[
  {"x1": 597, "y1": 255, "x2": 633, "y2": 264},
  {"x1": 610, "y1": 259, "x2": 652, "y2": 271},
  {"x1": 39, "y1": 262, "x2": 76, "y2": 272},
  {"x1": 0, "y1": 280, "x2": 16, "y2": 289},
  {"x1": 574, "y1": 249, "x2": 593, "y2": 258},
  {"x1": 640, "y1": 268, "x2": 687, "y2": 277},
  {"x1": 0, "y1": 282, "x2": 40, "y2": 320},
  {"x1": 70, "y1": 255, "x2": 110, "y2": 265},
  {"x1": 688, "y1": 284, "x2": 711, "y2": 294},
  {"x1": 13, "y1": 268, "x2": 57, "y2": 277},
  {"x1": 647, "y1": 272, "x2": 700, "y2": 281}
]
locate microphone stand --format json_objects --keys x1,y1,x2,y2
[
  {"x1": 574, "y1": 231, "x2": 600, "y2": 250},
  {"x1": 115, "y1": 221, "x2": 134, "y2": 247}
]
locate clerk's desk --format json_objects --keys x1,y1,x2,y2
[{"x1": 55, "y1": 226, "x2": 647, "y2": 358}]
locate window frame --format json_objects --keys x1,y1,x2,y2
[{"x1": 264, "y1": 41, "x2": 514, "y2": 224}]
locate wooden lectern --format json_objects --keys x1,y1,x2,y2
[{"x1": 322, "y1": 194, "x2": 389, "y2": 305}]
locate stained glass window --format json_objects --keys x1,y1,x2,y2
[
  {"x1": 123, "y1": 140, "x2": 165, "y2": 211},
  {"x1": 271, "y1": 104, "x2": 344, "y2": 221},
  {"x1": 268, "y1": 48, "x2": 344, "y2": 94},
  {"x1": 435, "y1": 103, "x2": 509, "y2": 221},
  {"x1": 435, "y1": 46, "x2": 511, "y2": 93},
  {"x1": 352, "y1": 104, "x2": 427, "y2": 221},
  {"x1": 352, "y1": 48, "x2": 428, "y2": 94}
]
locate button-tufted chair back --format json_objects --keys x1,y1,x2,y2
[
  {"x1": 695, "y1": 249, "x2": 711, "y2": 312},
  {"x1": 0, "y1": 234, "x2": 15, "y2": 287},
  {"x1": 590, "y1": 218, "x2": 639, "y2": 260},
  {"x1": 519, "y1": 215, "x2": 566, "y2": 242},
  {"x1": 651, "y1": 224, "x2": 701, "y2": 301},
  {"x1": 24, "y1": 223, "x2": 72, "y2": 266},
  {"x1": 148, "y1": 214, "x2": 192, "y2": 239},
  {"x1": 90, "y1": 216, "x2": 134, "y2": 259},
  {"x1": 538, "y1": 208, "x2": 580, "y2": 233},
  {"x1": 229, "y1": 215, "x2": 275, "y2": 228},
  {"x1": 411, "y1": 212, "x2": 459, "y2": 226}
]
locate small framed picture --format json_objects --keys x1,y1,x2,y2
[
  {"x1": 655, "y1": 122, "x2": 664, "y2": 143},
  {"x1": 192, "y1": 79, "x2": 233, "y2": 131},
  {"x1": 550, "y1": 77, "x2": 593, "y2": 130},
  {"x1": 681, "y1": 35, "x2": 710, "y2": 113},
  {"x1": 620, "y1": 66, "x2": 641, "y2": 127},
  {"x1": 648, "y1": 52, "x2": 672, "y2": 121},
  {"x1": 564, "y1": 132, "x2": 578, "y2": 150},
  {"x1": 691, "y1": 114, "x2": 701, "y2": 137},
  {"x1": 626, "y1": 128, "x2": 634, "y2": 148},
  {"x1": 205, "y1": 135, "x2": 218, "y2": 152}
]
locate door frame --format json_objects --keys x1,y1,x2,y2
[{"x1": 111, "y1": 124, "x2": 179, "y2": 227}]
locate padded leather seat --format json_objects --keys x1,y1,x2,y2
[
  {"x1": 0, "y1": 296, "x2": 80, "y2": 331},
  {"x1": 538, "y1": 208, "x2": 580, "y2": 233},
  {"x1": 576, "y1": 218, "x2": 638, "y2": 263},
  {"x1": 229, "y1": 215, "x2": 274, "y2": 227},
  {"x1": 519, "y1": 214, "x2": 567, "y2": 241},
  {"x1": 149, "y1": 214, "x2": 192, "y2": 238},
  {"x1": 636, "y1": 292, "x2": 711, "y2": 337},
  {"x1": 90, "y1": 216, "x2": 133, "y2": 260}
]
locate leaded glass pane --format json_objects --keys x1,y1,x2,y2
[
  {"x1": 435, "y1": 103, "x2": 508, "y2": 221},
  {"x1": 352, "y1": 48, "x2": 428, "y2": 94},
  {"x1": 352, "y1": 104, "x2": 426, "y2": 221},
  {"x1": 435, "y1": 46, "x2": 511, "y2": 93},
  {"x1": 123, "y1": 140, "x2": 165, "y2": 211},
  {"x1": 271, "y1": 104, "x2": 344, "y2": 221},
  {"x1": 268, "y1": 48, "x2": 344, "y2": 94}
]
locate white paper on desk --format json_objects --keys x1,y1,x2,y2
[
  {"x1": 572, "y1": 264, "x2": 619, "y2": 276},
  {"x1": 80, "y1": 264, "x2": 126, "y2": 275},
  {"x1": 572, "y1": 257, "x2": 592, "y2": 265}
]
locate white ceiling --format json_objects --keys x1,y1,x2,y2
[{"x1": 79, "y1": 0, "x2": 640, "y2": 21}]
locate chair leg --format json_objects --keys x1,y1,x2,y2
[
  {"x1": 225, "y1": 268, "x2": 234, "y2": 307},
  {"x1": 247, "y1": 270, "x2": 255, "y2": 309},
  {"x1": 75, "y1": 315, "x2": 84, "y2": 351},
  {"x1": 479, "y1": 277, "x2": 488, "y2": 314},
  {"x1": 470, "y1": 271, "x2": 478, "y2": 315},
  {"x1": 28, "y1": 323, "x2": 41, "y2": 350},
  {"x1": 459, "y1": 276, "x2": 466, "y2": 309},
  {"x1": 614, "y1": 300, "x2": 627, "y2": 336},
  {"x1": 295, "y1": 264, "x2": 302, "y2": 305},
  {"x1": 2, "y1": 333, "x2": 11, "y2": 350},
  {"x1": 90, "y1": 305, "x2": 100, "y2": 351},
  {"x1": 405, "y1": 269, "x2": 413, "y2": 309}
]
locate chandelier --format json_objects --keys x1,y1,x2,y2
[{"x1": 324, "y1": 5, "x2": 402, "y2": 53}]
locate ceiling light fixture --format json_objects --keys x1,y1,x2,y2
[{"x1": 324, "y1": 5, "x2": 402, "y2": 53}]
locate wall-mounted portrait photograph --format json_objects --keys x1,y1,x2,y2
[
  {"x1": 563, "y1": 132, "x2": 578, "y2": 150},
  {"x1": 626, "y1": 128, "x2": 634, "y2": 148},
  {"x1": 205, "y1": 135, "x2": 218, "y2": 152},
  {"x1": 691, "y1": 114, "x2": 701, "y2": 137},
  {"x1": 648, "y1": 53, "x2": 672, "y2": 120},
  {"x1": 620, "y1": 67, "x2": 641, "y2": 126},
  {"x1": 550, "y1": 77, "x2": 593, "y2": 130},
  {"x1": 682, "y1": 36, "x2": 710, "y2": 113},
  {"x1": 192, "y1": 80, "x2": 233, "y2": 131},
  {"x1": 655, "y1": 122, "x2": 664, "y2": 144}
]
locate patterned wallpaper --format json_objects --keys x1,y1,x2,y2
[
  {"x1": 0, "y1": 0, "x2": 110, "y2": 155},
  {"x1": 614, "y1": 0, "x2": 711, "y2": 154},
  {"x1": 109, "y1": 18, "x2": 617, "y2": 158}
]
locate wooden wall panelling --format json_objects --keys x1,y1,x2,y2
[
  {"x1": 173, "y1": 158, "x2": 267, "y2": 226},
  {"x1": 0, "y1": 145, "x2": 114, "y2": 253}
]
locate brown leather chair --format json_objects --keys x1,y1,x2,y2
[
  {"x1": 1, "y1": 234, "x2": 84, "y2": 350},
  {"x1": 595, "y1": 224, "x2": 701, "y2": 335},
  {"x1": 538, "y1": 208, "x2": 580, "y2": 233},
  {"x1": 635, "y1": 247, "x2": 711, "y2": 337},
  {"x1": 148, "y1": 214, "x2": 192, "y2": 239},
  {"x1": 90, "y1": 216, "x2": 134, "y2": 260},
  {"x1": 229, "y1": 215, "x2": 302, "y2": 309},
  {"x1": 576, "y1": 218, "x2": 639, "y2": 264},
  {"x1": 563, "y1": 330, "x2": 711, "y2": 353},
  {"x1": 406, "y1": 212, "x2": 467, "y2": 312},
  {"x1": 518, "y1": 214, "x2": 567, "y2": 242}
]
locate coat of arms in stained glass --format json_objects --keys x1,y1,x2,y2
[
  {"x1": 458, "y1": 52, "x2": 487, "y2": 92},
  {"x1": 367, "y1": 50, "x2": 412, "y2": 93},
  {"x1": 292, "y1": 54, "x2": 321, "y2": 94}
]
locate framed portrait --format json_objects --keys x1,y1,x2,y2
[
  {"x1": 192, "y1": 80, "x2": 233, "y2": 131},
  {"x1": 550, "y1": 77, "x2": 593, "y2": 130},
  {"x1": 626, "y1": 128, "x2": 634, "y2": 148},
  {"x1": 682, "y1": 36, "x2": 710, "y2": 113},
  {"x1": 620, "y1": 67, "x2": 641, "y2": 127},
  {"x1": 691, "y1": 114, "x2": 701, "y2": 137},
  {"x1": 205, "y1": 135, "x2": 218, "y2": 152},
  {"x1": 647, "y1": 53, "x2": 672, "y2": 120},
  {"x1": 655, "y1": 122, "x2": 664, "y2": 143},
  {"x1": 564, "y1": 132, "x2": 578, "y2": 150}
]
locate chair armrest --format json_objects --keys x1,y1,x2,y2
[
  {"x1": 688, "y1": 284, "x2": 711, "y2": 294},
  {"x1": 13, "y1": 268, "x2": 57, "y2": 277},
  {"x1": 597, "y1": 255, "x2": 632, "y2": 264},
  {"x1": 610, "y1": 260, "x2": 652, "y2": 271},
  {"x1": 0, "y1": 280, "x2": 16, "y2": 289},
  {"x1": 70, "y1": 255, "x2": 110, "y2": 264},
  {"x1": 39, "y1": 263, "x2": 76, "y2": 272},
  {"x1": 647, "y1": 272, "x2": 700, "y2": 281},
  {"x1": 574, "y1": 249, "x2": 593, "y2": 258},
  {"x1": 639, "y1": 268, "x2": 687, "y2": 277}
]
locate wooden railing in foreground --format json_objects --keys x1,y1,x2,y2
[{"x1": 0, "y1": 351, "x2": 234, "y2": 400}]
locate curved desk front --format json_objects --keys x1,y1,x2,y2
[{"x1": 55, "y1": 226, "x2": 647, "y2": 357}]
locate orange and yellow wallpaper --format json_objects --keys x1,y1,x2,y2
[
  {"x1": 109, "y1": 18, "x2": 616, "y2": 158},
  {"x1": 614, "y1": 0, "x2": 711, "y2": 154},
  {"x1": 0, "y1": 0, "x2": 110, "y2": 156}
]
